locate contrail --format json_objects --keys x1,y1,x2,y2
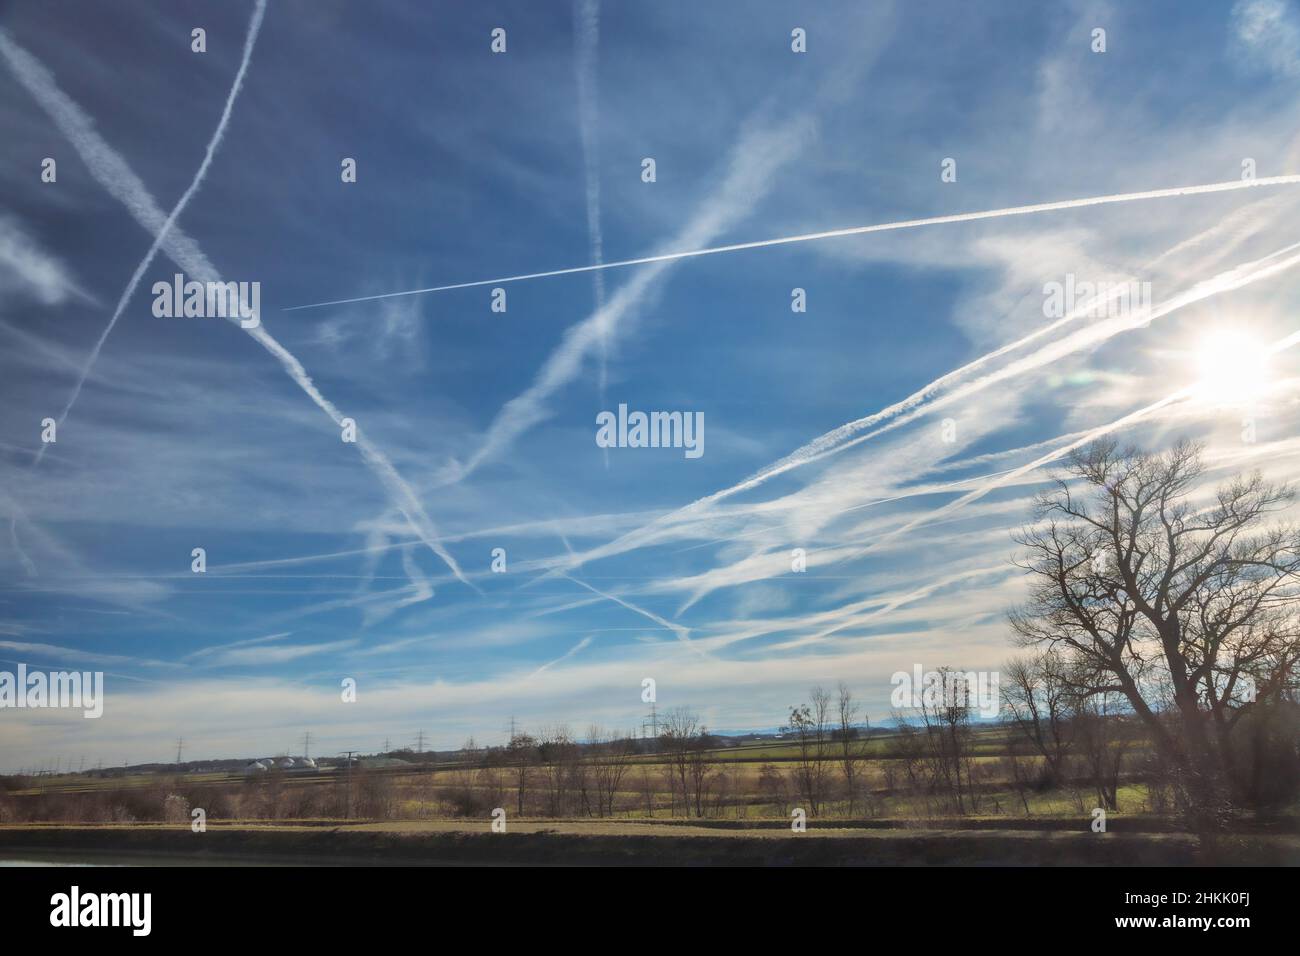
[
  {"x1": 438, "y1": 109, "x2": 818, "y2": 486},
  {"x1": 783, "y1": 562, "x2": 1012, "y2": 649},
  {"x1": 563, "y1": 573, "x2": 697, "y2": 651},
  {"x1": 284, "y1": 174, "x2": 1300, "y2": 312},
  {"x1": 550, "y1": 237, "x2": 1300, "y2": 575},
  {"x1": 683, "y1": 286, "x2": 1133, "y2": 507},
  {"x1": 836, "y1": 324, "x2": 1300, "y2": 573},
  {"x1": 0, "y1": 26, "x2": 474, "y2": 590},
  {"x1": 718, "y1": 238, "x2": 1300, "y2": 500},
  {"x1": 530, "y1": 634, "x2": 594, "y2": 677},
  {"x1": 573, "y1": 0, "x2": 607, "y2": 398},
  {"x1": 2, "y1": 491, "x2": 37, "y2": 576},
  {"x1": 390, "y1": 545, "x2": 435, "y2": 613},
  {"x1": 31, "y1": 0, "x2": 267, "y2": 468}
]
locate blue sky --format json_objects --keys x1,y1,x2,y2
[{"x1": 4, "y1": 0, "x2": 1300, "y2": 768}]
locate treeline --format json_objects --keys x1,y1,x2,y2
[{"x1": 2, "y1": 683, "x2": 1296, "y2": 825}]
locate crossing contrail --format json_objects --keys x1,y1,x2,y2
[
  {"x1": 797, "y1": 325, "x2": 1300, "y2": 645},
  {"x1": 438, "y1": 109, "x2": 818, "y2": 487},
  {"x1": 284, "y1": 174, "x2": 1300, "y2": 312},
  {"x1": 31, "y1": 0, "x2": 267, "y2": 468},
  {"x1": 0, "y1": 24, "x2": 474, "y2": 591},
  {"x1": 542, "y1": 236, "x2": 1300, "y2": 577},
  {"x1": 838, "y1": 324, "x2": 1300, "y2": 571},
  {"x1": 700, "y1": 238, "x2": 1300, "y2": 506},
  {"x1": 563, "y1": 573, "x2": 697, "y2": 651}
]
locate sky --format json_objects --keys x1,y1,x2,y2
[{"x1": 3, "y1": 0, "x2": 1300, "y2": 770}]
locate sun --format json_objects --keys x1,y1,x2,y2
[{"x1": 1193, "y1": 330, "x2": 1270, "y2": 406}]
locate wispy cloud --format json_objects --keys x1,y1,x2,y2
[
  {"x1": 0, "y1": 212, "x2": 94, "y2": 306},
  {"x1": 0, "y1": 638, "x2": 136, "y2": 666},
  {"x1": 1232, "y1": 0, "x2": 1300, "y2": 78},
  {"x1": 193, "y1": 637, "x2": 360, "y2": 668},
  {"x1": 185, "y1": 632, "x2": 292, "y2": 662}
]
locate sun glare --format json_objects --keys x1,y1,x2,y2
[{"x1": 1194, "y1": 330, "x2": 1270, "y2": 406}]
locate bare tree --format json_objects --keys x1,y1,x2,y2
[
  {"x1": 915, "y1": 668, "x2": 978, "y2": 814},
  {"x1": 685, "y1": 732, "x2": 714, "y2": 818},
  {"x1": 1000, "y1": 650, "x2": 1076, "y2": 788},
  {"x1": 784, "y1": 686, "x2": 832, "y2": 816},
  {"x1": 659, "y1": 707, "x2": 697, "y2": 817},
  {"x1": 1073, "y1": 691, "x2": 1129, "y2": 811},
  {"x1": 660, "y1": 708, "x2": 712, "y2": 817},
  {"x1": 637, "y1": 763, "x2": 658, "y2": 817},
  {"x1": 536, "y1": 725, "x2": 575, "y2": 817},
  {"x1": 587, "y1": 726, "x2": 635, "y2": 817},
  {"x1": 835, "y1": 682, "x2": 870, "y2": 816},
  {"x1": 885, "y1": 714, "x2": 926, "y2": 808},
  {"x1": 1001, "y1": 750, "x2": 1037, "y2": 816},
  {"x1": 659, "y1": 762, "x2": 679, "y2": 817},
  {"x1": 1012, "y1": 439, "x2": 1300, "y2": 819}
]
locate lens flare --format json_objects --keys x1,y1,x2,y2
[{"x1": 1194, "y1": 330, "x2": 1270, "y2": 406}]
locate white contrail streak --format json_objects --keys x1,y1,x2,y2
[
  {"x1": 783, "y1": 562, "x2": 1012, "y2": 649},
  {"x1": 284, "y1": 175, "x2": 1300, "y2": 312},
  {"x1": 800, "y1": 360, "x2": 1300, "y2": 646},
  {"x1": 0, "y1": 26, "x2": 474, "y2": 590},
  {"x1": 563, "y1": 573, "x2": 697, "y2": 651},
  {"x1": 552, "y1": 237, "x2": 1300, "y2": 575},
  {"x1": 31, "y1": 0, "x2": 267, "y2": 468},
  {"x1": 718, "y1": 238, "x2": 1300, "y2": 500},
  {"x1": 2, "y1": 491, "x2": 37, "y2": 576},
  {"x1": 840, "y1": 324, "x2": 1300, "y2": 570},
  {"x1": 530, "y1": 634, "x2": 594, "y2": 677},
  {"x1": 573, "y1": 0, "x2": 607, "y2": 397},
  {"x1": 438, "y1": 110, "x2": 817, "y2": 486}
]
